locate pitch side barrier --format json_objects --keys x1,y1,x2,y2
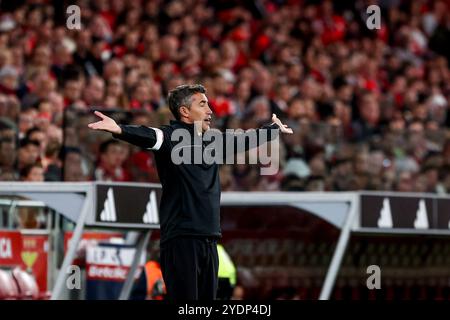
[
  {"x1": 0, "y1": 182, "x2": 161, "y2": 300},
  {"x1": 0, "y1": 182, "x2": 448, "y2": 300},
  {"x1": 220, "y1": 191, "x2": 450, "y2": 299}
]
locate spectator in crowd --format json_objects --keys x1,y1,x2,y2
[
  {"x1": 94, "y1": 139, "x2": 130, "y2": 181},
  {"x1": 25, "y1": 127, "x2": 47, "y2": 159},
  {"x1": 62, "y1": 147, "x2": 88, "y2": 182},
  {"x1": 20, "y1": 163, "x2": 44, "y2": 182},
  {"x1": 17, "y1": 138, "x2": 40, "y2": 171},
  {"x1": 0, "y1": 137, "x2": 16, "y2": 173},
  {"x1": 42, "y1": 140, "x2": 62, "y2": 181}
]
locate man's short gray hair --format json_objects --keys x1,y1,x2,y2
[{"x1": 167, "y1": 84, "x2": 206, "y2": 120}]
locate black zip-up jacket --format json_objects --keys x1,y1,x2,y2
[{"x1": 113, "y1": 120, "x2": 279, "y2": 244}]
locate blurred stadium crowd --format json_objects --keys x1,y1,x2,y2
[{"x1": 0, "y1": 0, "x2": 448, "y2": 193}]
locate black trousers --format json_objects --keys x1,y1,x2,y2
[{"x1": 160, "y1": 236, "x2": 219, "y2": 301}]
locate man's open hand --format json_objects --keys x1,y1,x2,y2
[
  {"x1": 87, "y1": 111, "x2": 122, "y2": 135},
  {"x1": 272, "y1": 113, "x2": 293, "y2": 134}
]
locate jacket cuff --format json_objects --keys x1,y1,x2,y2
[
  {"x1": 261, "y1": 122, "x2": 280, "y2": 130},
  {"x1": 112, "y1": 124, "x2": 125, "y2": 139}
]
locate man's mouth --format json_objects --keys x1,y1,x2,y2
[{"x1": 205, "y1": 117, "x2": 212, "y2": 124}]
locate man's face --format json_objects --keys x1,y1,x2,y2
[
  {"x1": 85, "y1": 78, "x2": 105, "y2": 104},
  {"x1": 0, "y1": 141, "x2": 15, "y2": 166},
  {"x1": 26, "y1": 166, "x2": 44, "y2": 182},
  {"x1": 397, "y1": 172, "x2": 413, "y2": 192},
  {"x1": 29, "y1": 131, "x2": 46, "y2": 153},
  {"x1": 64, "y1": 80, "x2": 82, "y2": 102},
  {"x1": 184, "y1": 92, "x2": 213, "y2": 132},
  {"x1": 65, "y1": 152, "x2": 81, "y2": 167},
  {"x1": 19, "y1": 144, "x2": 39, "y2": 166},
  {"x1": 289, "y1": 99, "x2": 307, "y2": 120},
  {"x1": 0, "y1": 74, "x2": 18, "y2": 90},
  {"x1": 101, "y1": 144, "x2": 123, "y2": 168},
  {"x1": 64, "y1": 152, "x2": 84, "y2": 181},
  {"x1": 360, "y1": 95, "x2": 380, "y2": 125}
]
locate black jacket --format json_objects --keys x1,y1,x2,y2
[{"x1": 113, "y1": 120, "x2": 279, "y2": 244}]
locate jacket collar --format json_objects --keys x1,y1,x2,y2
[
  {"x1": 170, "y1": 120, "x2": 202, "y2": 136},
  {"x1": 170, "y1": 120, "x2": 194, "y2": 129}
]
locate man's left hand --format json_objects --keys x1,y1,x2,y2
[{"x1": 272, "y1": 114, "x2": 294, "y2": 134}]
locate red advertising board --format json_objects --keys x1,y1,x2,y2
[
  {"x1": 0, "y1": 230, "x2": 22, "y2": 266},
  {"x1": 20, "y1": 233, "x2": 49, "y2": 293},
  {"x1": 86, "y1": 245, "x2": 145, "y2": 282},
  {"x1": 64, "y1": 231, "x2": 124, "y2": 266}
]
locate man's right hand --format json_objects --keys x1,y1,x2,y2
[{"x1": 88, "y1": 111, "x2": 122, "y2": 135}]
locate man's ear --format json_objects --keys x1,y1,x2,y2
[{"x1": 179, "y1": 105, "x2": 190, "y2": 118}]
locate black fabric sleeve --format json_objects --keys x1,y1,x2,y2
[
  {"x1": 112, "y1": 125, "x2": 163, "y2": 150},
  {"x1": 222, "y1": 122, "x2": 280, "y2": 160}
]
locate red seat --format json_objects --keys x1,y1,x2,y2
[
  {"x1": 11, "y1": 267, "x2": 39, "y2": 300},
  {"x1": 0, "y1": 269, "x2": 19, "y2": 300}
]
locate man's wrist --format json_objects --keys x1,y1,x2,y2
[
  {"x1": 270, "y1": 122, "x2": 280, "y2": 129},
  {"x1": 112, "y1": 125, "x2": 123, "y2": 137}
]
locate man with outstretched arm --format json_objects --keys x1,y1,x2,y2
[{"x1": 88, "y1": 84, "x2": 293, "y2": 301}]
